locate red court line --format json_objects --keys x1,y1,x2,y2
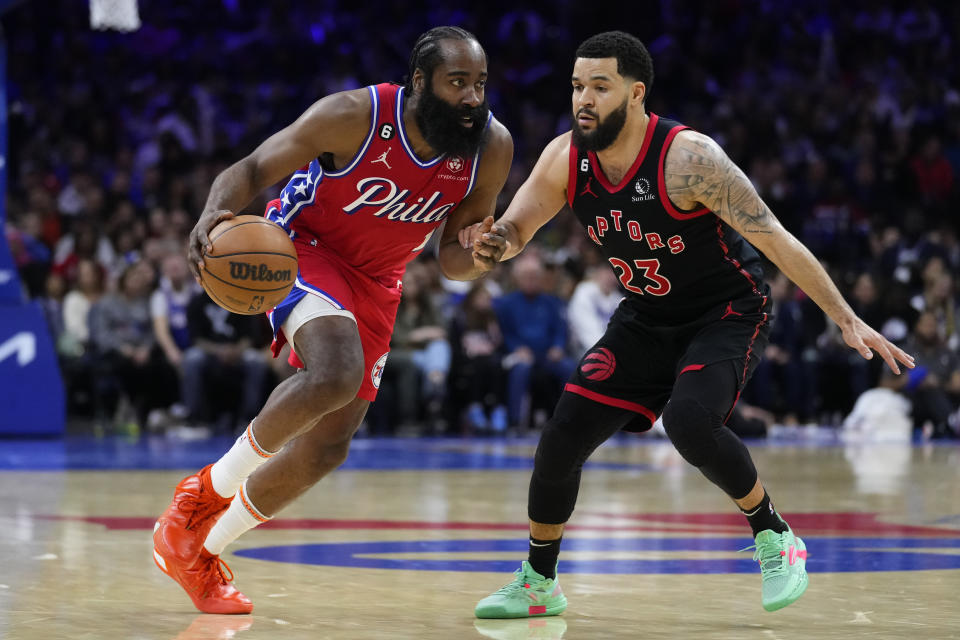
[{"x1": 35, "y1": 512, "x2": 960, "y2": 537}]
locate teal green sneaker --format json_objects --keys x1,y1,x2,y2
[
  {"x1": 747, "y1": 528, "x2": 809, "y2": 611},
  {"x1": 475, "y1": 561, "x2": 567, "y2": 619}
]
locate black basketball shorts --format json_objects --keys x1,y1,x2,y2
[{"x1": 565, "y1": 295, "x2": 772, "y2": 431}]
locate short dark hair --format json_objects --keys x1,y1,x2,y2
[
  {"x1": 575, "y1": 31, "x2": 654, "y2": 94},
  {"x1": 405, "y1": 26, "x2": 483, "y2": 93}
]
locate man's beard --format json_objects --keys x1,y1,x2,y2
[
  {"x1": 571, "y1": 99, "x2": 628, "y2": 151},
  {"x1": 414, "y1": 81, "x2": 490, "y2": 157}
]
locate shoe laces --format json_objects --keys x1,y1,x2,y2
[
  {"x1": 176, "y1": 491, "x2": 226, "y2": 530},
  {"x1": 740, "y1": 535, "x2": 787, "y2": 578},
  {"x1": 494, "y1": 566, "x2": 544, "y2": 596},
  {"x1": 197, "y1": 554, "x2": 235, "y2": 590}
]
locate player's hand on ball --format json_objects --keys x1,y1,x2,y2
[
  {"x1": 188, "y1": 209, "x2": 236, "y2": 280},
  {"x1": 465, "y1": 216, "x2": 507, "y2": 272}
]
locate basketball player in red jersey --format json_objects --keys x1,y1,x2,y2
[
  {"x1": 465, "y1": 32, "x2": 915, "y2": 618},
  {"x1": 152, "y1": 26, "x2": 513, "y2": 614}
]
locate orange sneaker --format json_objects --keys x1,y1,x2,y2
[
  {"x1": 154, "y1": 464, "x2": 232, "y2": 569},
  {"x1": 155, "y1": 548, "x2": 253, "y2": 615}
]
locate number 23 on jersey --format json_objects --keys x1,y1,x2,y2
[{"x1": 609, "y1": 257, "x2": 671, "y2": 296}]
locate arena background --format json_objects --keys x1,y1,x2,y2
[
  {"x1": 1, "y1": 0, "x2": 957, "y2": 439},
  {"x1": 1, "y1": 3, "x2": 960, "y2": 640}
]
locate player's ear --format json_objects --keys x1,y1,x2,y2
[
  {"x1": 412, "y1": 69, "x2": 425, "y2": 93},
  {"x1": 632, "y1": 81, "x2": 646, "y2": 105}
]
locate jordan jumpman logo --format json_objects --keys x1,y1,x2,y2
[
  {"x1": 580, "y1": 176, "x2": 597, "y2": 198},
  {"x1": 721, "y1": 301, "x2": 743, "y2": 319},
  {"x1": 372, "y1": 148, "x2": 392, "y2": 169}
]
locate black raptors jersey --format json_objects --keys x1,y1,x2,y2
[{"x1": 568, "y1": 113, "x2": 767, "y2": 324}]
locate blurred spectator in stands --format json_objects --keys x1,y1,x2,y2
[
  {"x1": 904, "y1": 311, "x2": 959, "y2": 438},
  {"x1": 910, "y1": 261, "x2": 958, "y2": 350},
  {"x1": 149, "y1": 252, "x2": 200, "y2": 427},
  {"x1": 181, "y1": 291, "x2": 270, "y2": 434},
  {"x1": 56, "y1": 169, "x2": 99, "y2": 219},
  {"x1": 842, "y1": 367, "x2": 913, "y2": 442},
  {"x1": 6, "y1": 210, "x2": 51, "y2": 297},
  {"x1": 448, "y1": 282, "x2": 507, "y2": 434},
  {"x1": 59, "y1": 258, "x2": 105, "y2": 417},
  {"x1": 26, "y1": 186, "x2": 62, "y2": 251},
  {"x1": 61, "y1": 258, "x2": 104, "y2": 356},
  {"x1": 810, "y1": 268, "x2": 880, "y2": 423},
  {"x1": 38, "y1": 270, "x2": 67, "y2": 349},
  {"x1": 567, "y1": 263, "x2": 622, "y2": 356},
  {"x1": 88, "y1": 260, "x2": 178, "y2": 430},
  {"x1": 495, "y1": 255, "x2": 576, "y2": 429},
  {"x1": 151, "y1": 252, "x2": 197, "y2": 369},
  {"x1": 745, "y1": 271, "x2": 815, "y2": 425},
  {"x1": 372, "y1": 260, "x2": 451, "y2": 434},
  {"x1": 910, "y1": 135, "x2": 954, "y2": 208},
  {"x1": 52, "y1": 217, "x2": 114, "y2": 286},
  {"x1": 848, "y1": 270, "x2": 888, "y2": 384}
]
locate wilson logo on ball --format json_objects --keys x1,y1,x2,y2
[
  {"x1": 228, "y1": 262, "x2": 293, "y2": 282},
  {"x1": 581, "y1": 347, "x2": 616, "y2": 381}
]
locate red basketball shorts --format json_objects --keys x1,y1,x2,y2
[{"x1": 268, "y1": 238, "x2": 402, "y2": 402}]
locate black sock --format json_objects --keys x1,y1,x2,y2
[
  {"x1": 528, "y1": 537, "x2": 562, "y2": 579},
  {"x1": 741, "y1": 490, "x2": 788, "y2": 536}
]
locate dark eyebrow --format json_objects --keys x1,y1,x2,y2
[
  {"x1": 446, "y1": 70, "x2": 488, "y2": 77},
  {"x1": 571, "y1": 74, "x2": 613, "y2": 82}
]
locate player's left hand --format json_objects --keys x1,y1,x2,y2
[{"x1": 841, "y1": 317, "x2": 915, "y2": 375}]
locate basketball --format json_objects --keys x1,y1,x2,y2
[{"x1": 199, "y1": 215, "x2": 297, "y2": 315}]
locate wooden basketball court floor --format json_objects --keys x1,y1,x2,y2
[{"x1": 0, "y1": 433, "x2": 958, "y2": 640}]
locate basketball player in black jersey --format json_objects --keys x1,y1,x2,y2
[{"x1": 464, "y1": 31, "x2": 915, "y2": 618}]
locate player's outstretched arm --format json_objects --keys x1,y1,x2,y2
[
  {"x1": 436, "y1": 117, "x2": 513, "y2": 280},
  {"x1": 188, "y1": 89, "x2": 372, "y2": 278},
  {"x1": 460, "y1": 132, "x2": 572, "y2": 271},
  {"x1": 664, "y1": 130, "x2": 915, "y2": 375}
]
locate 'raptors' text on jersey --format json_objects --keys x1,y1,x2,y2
[
  {"x1": 267, "y1": 83, "x2": 490, "y2": 282},
  {"x1": 567, "y1": 113, "x2": 766, "y2": 323}
]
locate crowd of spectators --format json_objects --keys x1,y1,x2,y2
[{"x1": 4, "y1": 0, "x2": 959, "y2": 438}]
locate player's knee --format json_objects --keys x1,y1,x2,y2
[
  {"x1": 533, "y1": 416, "x2": 588, "y2": 484},
  {"x1": 294, "y1": 316, "x2": 365, "y2": 406},
  {"x1": 310, "y1": 438, "x2": 352, "y2": 475},
  {"x1": 661, "y1": 397, "x2": 721, "y2": 468},
  {"x1": 299, "y1": 363, "x2": 363, "y2": 410}
]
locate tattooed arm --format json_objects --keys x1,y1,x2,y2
[{"x1": 664, "y1": 129, "x2": 914, "y2": 374}]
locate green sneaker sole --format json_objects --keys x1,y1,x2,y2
[{"x1": 763, "y1": 567, "x2": 809, "y2": 612}]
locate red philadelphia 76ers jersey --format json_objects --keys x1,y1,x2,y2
[{"x1": 266, "y1": 83, "x2": 488, "y2": 283}]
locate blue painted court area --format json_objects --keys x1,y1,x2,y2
[
  {"x1": 0, "y1": 435, "x2": 652, "y2": 471},
  {"x1": 235, "y1": 536, "x2": 960, "y2": 574}
]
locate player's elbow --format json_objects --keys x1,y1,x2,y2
[{"x1": 750, "y1": 228, "x2": 795, "y2": 266}]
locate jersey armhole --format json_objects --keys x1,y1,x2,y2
[
  {"x1": 657, "y1": 125, "x2": 712, "y2": 221},
  {"x1": 463, "y1": 111, "x2": 494, "y2": 198},
  {"x1": 324, "y1": 85, "x2": 380, "y2": 178},
  {"x1": 567, "y1": 141, "x2": 578, "y2": 208}
]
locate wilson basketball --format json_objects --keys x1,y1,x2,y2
[{"x1": 200, "y1": 215, "x2": 297, "y2": 315}]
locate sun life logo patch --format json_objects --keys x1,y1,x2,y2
[{"x1": 633, "y1": 177, "x2": 656, "y2": 202}]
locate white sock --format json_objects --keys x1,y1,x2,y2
[
  {"x1": 203, "y1": 480, "x2": 271, "y2": 556},
  {"x1": 210, "y1": 421, "x2": 278, "y2": 499}
]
